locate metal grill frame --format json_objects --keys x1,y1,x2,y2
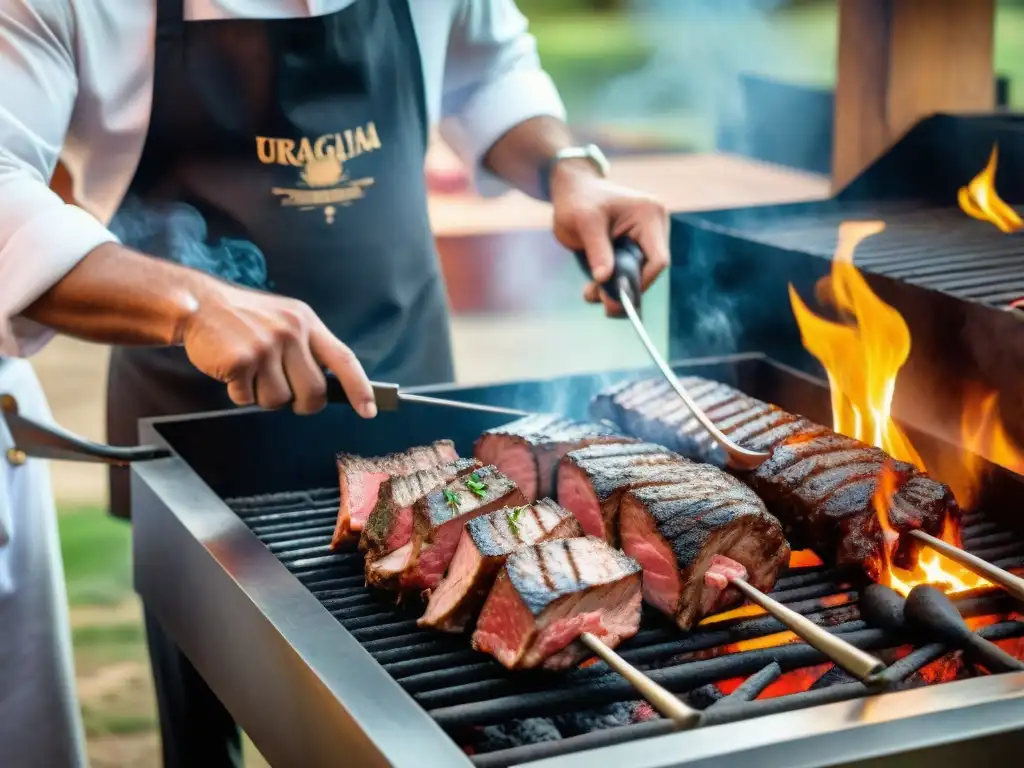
[{"x1": 132, "y1": 353, "x2": 1024, "y2": 768}]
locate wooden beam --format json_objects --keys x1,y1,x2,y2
[{"x1": 833, "y1": 0, "x2": 995, "y2": 193}]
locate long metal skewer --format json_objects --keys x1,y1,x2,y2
[
  {"x1": 728, "y1": 578, "x2": 886, "y2": 682},
  {"x1": 908, "y1": 529, "x2": 1024, "y2": 603},
  {"x1": 579, "y1": 633, "x2": 702, "y2": 727},
  {"x1": 618, "y1": 281, "x2": 771, "y2": 471}
]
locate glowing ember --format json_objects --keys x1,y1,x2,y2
[
  {"x1": 722, "y1": 631, "x2": 799, "y2": 654},
  {"x1": 698, "y1": 603, "x2": 766, "y2": 626},
  {"x1": 754, "y1": 663, "x2": 832, "y2": 699},
  {"x1": 789, "y1": 549, "x2": 824, "y2": 568},
  {"x1": 789, "y1": 222, "x2": 991, "y2": 597},
  {"x1": 717, "y1": 663, "x2": 832, "y2": 699},
  {"x1": 958, "y1": 144, "x2": 1024, "y2": 234}
]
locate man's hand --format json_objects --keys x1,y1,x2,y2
[
  {"x1": 23, "y1": 242, "x2": 377, "y2": 418},
  {"x1": 183, "y1": 281, "x2": 376, "y2": 417},
  {"x1": 549, "y1": 160, "x2": 670, "y2": 316}
]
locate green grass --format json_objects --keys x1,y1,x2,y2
[{"x1": 60, "y1": 506, "x2": 133, "y2": 606}]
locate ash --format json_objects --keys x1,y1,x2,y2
[{"x1": 467, "y1": 702, "x2": 652, "y2": 753}]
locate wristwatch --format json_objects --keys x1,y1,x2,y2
[{"x1": 539, "y1": 143, "x2": 610, "y2": 201}]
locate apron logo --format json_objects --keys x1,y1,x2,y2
[{"x1": 260, "y1": 122, "x2": 381, "y2": 224}]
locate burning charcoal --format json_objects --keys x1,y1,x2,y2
[
  {"x1": 552, "y1": 701, "x2": 637, "y2": 737},
  {"x1": 809, "y1": 665, "x2": 858, "y2": 690},
  {"x1": 631, "y1": 701, "x2": 660, "y2": 722},
  {"x1": 471, "y1": 718, "x2": 562, "y2": 753},
  {"x1": 685, "y1": 683, "x2": 726, "y2": 709}
]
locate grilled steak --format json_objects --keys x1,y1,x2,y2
[
  {"x1": 366, "y1": 465, "x2": 527, "y2": 591},
  {"x1": 331, "y1": 440, "x2": 458, "y2": 549},
  {"x1": 472, "y1": 536, "x2": 642, "y2": 671},
  {"x1": 474, "y1": 414, "x2": 634, "y2": 502},
  {"x1": 617, "y1": 466, "x2": 790, "y2": 630},
  {"x1": 592, "y1": 377, "x2": 957, "y2": 578},
  {"x1": 419, "y1": 498, "x2": 583, "y2": 633},
  {"x1": 556, "y1": 442, "x2": 688, "y2": 544},
  {"x1": 360, "y1": 458, "x2": 482, "y2": 559}
]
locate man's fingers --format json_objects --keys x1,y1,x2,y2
[
  {"x1": 582, "y1": 282, "x2": 601, "y2": 303},
  {"x1": 576, "y1": 210, "x2": 615, "y2": 283},
  {"x1": 282, "y1": 340, "x2": 328, "y2": 415},
  {"x1": 634, "y1": 219, "x2": 670, "y2": 291},
  {"x1": 226, "y1": 373, "x2": 256, "y2": 407},
  {"x1": 309, "y1": 323, "x2": 376, "y2": 419},
  {"x1": 601, "y1": 292, "x2": 626, "y2": 318},
  {"x1": 610, "y1": 198, "x2": 669, "y2": 292},
  {"x1": 254, "y1": 348, "x2": 292, "y2": 410}
]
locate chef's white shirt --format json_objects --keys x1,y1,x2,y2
[{"x1": 0, "y1": 0, "x2": 566, "y2": 357}]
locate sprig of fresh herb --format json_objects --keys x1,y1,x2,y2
[
  {"x1": 443, "y1": 488, "x2": 461, "y2": 511},
  {"x1": 506, "y1": 506, "x2": 526, "y2": 536},
  {"x1": 464, "y1": 472, "x2": 488, "y2": 498}
]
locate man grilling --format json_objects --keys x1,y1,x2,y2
[{"x1": 0, "y1": 0, "x2": 669, "y2": 765}]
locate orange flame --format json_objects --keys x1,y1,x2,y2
[
  {"x1": 789, "y1": 222, "x2": 990, "y2": 597},
  {"x1": 789, "y1": 222, "x2": 925, "y2": 468},
  {"x1": 960, "y1": 385, "x2": 1024, "y2": 481},
  {"x1": 958, "y1": 144, "x2": 1023, "y2": 234}
]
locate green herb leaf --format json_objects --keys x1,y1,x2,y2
[
  {"x1": 506, "y1": 506, "x2": 526, "y2": 536},
  {"x1": 464, "y1": 473, "x2": 488, "y2": 498},
  {"x1": 443, "y1": 488, "x2": 460, "y2": 511}
]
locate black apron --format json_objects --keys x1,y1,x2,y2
[
  {"x1": 106, "y1": 2, "x2": 452, "y2": 765},
  {"x1": 107, "y1": 0, "x2": 454, "y2": 520}
]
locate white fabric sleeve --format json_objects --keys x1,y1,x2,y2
[
  {"x1": 438, "y1": 0, "x2": 568, "y2": 198},
  {"x1": 0, "y1": 1, "x2": 119, "y2": 356}
]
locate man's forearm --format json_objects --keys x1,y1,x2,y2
[
  {"x1": 22, "y1": 242, "x2": 208, "y2": 347},
  {"x1": 481, "y1": 116, "x2": 598, "y2": 199}
]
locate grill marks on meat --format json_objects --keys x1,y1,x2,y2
[
  {"x1": 556, "y1": 442, "x2": 687, "y2": 545},
  {"x1": 474, "y1": 415, "x2": 633, "y2": 502},
  {"x1": 419, "y1": 498, "x2": 583, "y2": 633},
  {"x1": 617, "y1": 468, "x2": 789, "y2": 630},
  {"x1": 593, "y1": 377, "x2": 958, "y2": 577},
  {"x1": 472, "y1": 537, "x2": 642, "y2": 670},
  {"x1": 365, "y1": 465, "x2": 527, "y2": 592},
  {"x1": 332, "y1": 440, "x2": 458, "y2": 549},
  {"x1": 359, "y1": 459, "x2": 482, "y2": 560}
]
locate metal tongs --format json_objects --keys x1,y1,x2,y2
[{"x1": 574, "y1": 238, "x2": 770, "y2": 471}]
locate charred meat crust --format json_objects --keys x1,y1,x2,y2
[
  {"x1": 474, "y1": 414, "x2": 635, "y2": 500},
  {"x1": 359, "y1": 458, "x2": 482, "y2": 556},
  {"x1": 504, "y1": 536, "x2": 642, "y2": 617},
  {"x1": 419, "y1": 499, "x2": 584, "y2": 633},
  {"x1": 331, "y1": 440, "x2": 458, "y2": 548},
  {"x1": 467, "y1": 498, "x2": 583, "y2": 559},
  {"x1": 565, "y1": 452, "x2": 689, "y2": 504},
  {"x1": 415, "y1": 465, "x2": 520, "y2": 532},
  {"x1": 592, "y1": 376, "x2": 958, "y2": 576}
]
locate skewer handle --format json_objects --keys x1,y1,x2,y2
[
  {"x1": 579, "y1": 633, "x2": 701, "y2": 728},
  {"x1": 908, "y1": 529, "x2": 1024, "y2": 603},
  {"x1": 729, "y1": 579, "x2": 886, "y2": 682}
]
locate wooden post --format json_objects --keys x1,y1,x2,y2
[{"x1": 832, "y1": 0, "x2": 996, "y2": 193}]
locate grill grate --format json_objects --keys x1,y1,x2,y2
[
  {"x1": 227, "y1": 489, "x2": 1024, "y2": 767},
  {"x1": 689, "y1": 201, "x2": 1024, "y2": 306}
]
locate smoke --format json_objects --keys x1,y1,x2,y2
[
  {"x1": 110, "y1": 196, "x2": 269, "y2": 290},
  {"x1": 505, "y1": 370, "x2": 636, "y2": 421},
  {"x1": 671, "y1": 236, "x2": 739, "y2": 358},
  {"x1": 592, "y1": 0, "x2": 811, "y2": 151}
]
